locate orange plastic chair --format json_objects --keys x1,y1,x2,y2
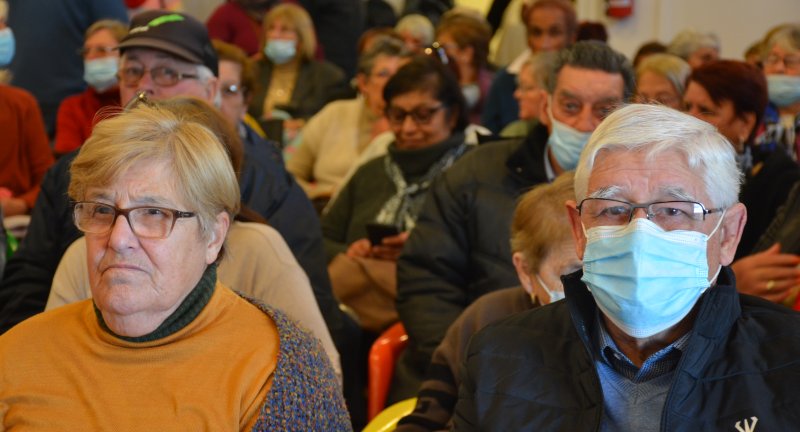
[{"x1": 367, "y1": 322, "x2": 408, "y2": 421}]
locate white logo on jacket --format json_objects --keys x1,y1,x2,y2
[{"x1": 735, "y1": 416, "x2": 758, "y2": 432}]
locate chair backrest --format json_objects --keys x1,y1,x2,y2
[{"x1": 367, "y1": 321, "x2": 408, "y2": 420}]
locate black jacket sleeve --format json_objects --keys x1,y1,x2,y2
[{"x1": 0, "y1": 154, "x2": 81, "y2": 333}]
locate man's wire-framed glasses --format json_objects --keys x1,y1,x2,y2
[{"x1": 577, "y1": 198, "x2": 724, "y2": 231}]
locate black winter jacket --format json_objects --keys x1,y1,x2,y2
[
  {"x1": 453, "y1": 268, "x2": 800, "y2": 431},
  {"x1": 393, "y1": 124, "x2": 551, "y2": 399}
]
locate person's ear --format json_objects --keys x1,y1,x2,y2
[
  {"x1": 205, "y1": 211, "x2": 230, "y2": 264},
  {"x1": 513, "y1": 252, "x2": 534, "y2": 295},
  {"x1": 206, "y1": 76, "x2": 219, "y2": 104},
  {"x1": 717, "y1": 202, "x2": 747, "y2": 266},
  {"x1": 566, "y1": 200, "x2": 586, "y2": 261},
  {"x1": 735, "y1": 111, "x2": 757, "y2": 145},
  {"x1": 539, "y1": 93, "x2": 552, "y2": 129},
  {"x1": 355, "y1": 72, "x2": 368, "y2": 94}
]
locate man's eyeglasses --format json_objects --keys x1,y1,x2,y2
[
  {"x1": 577, "y1": 198, "x2": 723, "y2": 231},
  {"x1": 73, "y1": 201, "x2": 196, "y2": 239},
  {"x1": 118, "y1": 62, "x2": 199, "y2": 87},
  {"x1": 385, "y1": 105, "x2": 443, "y2": 126}
]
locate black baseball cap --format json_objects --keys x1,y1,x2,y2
[{"x1": 118, "y1": 10, "x2": 219, "y2": 76}]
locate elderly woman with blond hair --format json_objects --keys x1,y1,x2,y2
[
  {"x1": 248, "y1": 3, "x2": 347, "y2": 142},
  {"x1": 0, "y1": 102, "x2": 350, "y2": 430},
  {"x1": 634, "y1": 53, "x2": 690, "y2": 110}
]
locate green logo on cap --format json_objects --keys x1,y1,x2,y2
[{"x1": 147, "y1": 14, "x2": 184, "y2": 28}]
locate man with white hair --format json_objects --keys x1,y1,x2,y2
[{"x1": 453, "y1": 104, "x2": 800, "y2": 430}]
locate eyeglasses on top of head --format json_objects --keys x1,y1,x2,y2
[
  {"x1": 385, "y1": 104, "x2": 444, "y2": 126},
  {"x1": 577, "y1": 198, "x2": 724, "y2": 230},
  {"x1": 423, "y1": 41, "x2": 450, "y2": 65},
  {"x1": 73, "y1": 201, "x2": 196, "y2": 240},
  {"x1": 118, "y1": 61, "x2": 199, "y2": 87}
]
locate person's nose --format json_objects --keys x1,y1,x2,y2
[
  {"x1": 575, "y1": 106, "x2": 598, "y2": 133},
  {"x1": 107, "y1": 213, "x2": 139, "y2": 251},
  {"x1": 400, "y1": 114, "x2": 418, "y2": 134}
]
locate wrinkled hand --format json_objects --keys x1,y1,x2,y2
[
  {"x1": 370, "y1": 231, "x2": 410, "y2": 262},
  {"x1": 346, "y1": 238, "x2": 373, "y2": 259},
  {"x1": 731, "y1": 243, "x2": 800, "y2": 303}
]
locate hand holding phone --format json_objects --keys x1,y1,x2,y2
[{"x1": 366, "y1": 223, "x2": 401, "y2": 246}]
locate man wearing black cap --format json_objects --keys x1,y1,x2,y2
[
  {"x1": 116, "y1": 11, "x2": 220, "y2": 103},
  {"x1": 0, "y1": 13, "x2": 349, "y2": 388}
]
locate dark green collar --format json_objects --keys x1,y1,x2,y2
[{"x1": 95, "y1": 264, "x2": 218, "y2": 343}]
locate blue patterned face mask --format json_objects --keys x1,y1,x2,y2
[
  {"x1": 767, "y1": 74, "x2": 800, "y2": 107},
  {"x1": 0, "y1": 28, "x2": 15, "y2": 67},
  {"x1": 83, "y1": 57, "x2": 119, "y2": 92},
  {"x1": 264, "y1": 39, "x2": 297, "y2": 65},
  {"x1": 581, "y1": 216, "x2": 724, "y2": 338},
  {"x1": 546, "y1": 99, "x2": 592, "y2": 171}
]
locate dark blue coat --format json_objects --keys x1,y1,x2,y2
[{"x1": 453, "y1": 268, "x2": 800, "y2": 430}]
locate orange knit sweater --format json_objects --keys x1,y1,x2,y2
[{"x1": 0, "y1": 284, "x2": 277, "y2": 431}]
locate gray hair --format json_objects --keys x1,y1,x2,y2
[
  {"x1": 574, "y1": 104, "x2": 742, "y2": 209},
  {"x1": 546, "y1": 41, "x2": 636, "y2": 100},
  {"x1": 395, "y1": 14, "x2": 434, "y2": 47},
  {"x1": 667, "y1": 30, "x2": 721, "y2": 60},
  {"x1": 635, "y1": 53, "x2": 691, "y2": 96},
  {"x1": 196, "y1": 64, "x2": 216, "y2": 83},
  {"x1": 356, "y1": 35, "x2": 409, "y2": 76},
  {"x1": 522, "y1": 51, "x2": 558, "y2": 90}
]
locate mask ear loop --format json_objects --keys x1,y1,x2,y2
[{"x1": 707, "y1": 208, "x2": 727, "y2": 238}]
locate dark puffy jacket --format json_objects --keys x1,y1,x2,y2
[
  {"x1": 393, "y1": 124, "x2": 550, "y2": 400},
  {"x1": 453, "y1": 268, "x2": 800, "y2": 431}
]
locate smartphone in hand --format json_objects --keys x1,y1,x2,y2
[{"x1": 366, "y1": 223, "x2": 400, "y2": 246}]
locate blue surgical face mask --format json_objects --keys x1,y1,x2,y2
[
  {"x1": 581, "y1": 215, "x2": 724, "y2": 338},
  {"x1": 0, "y1": 28, "x2": 15, "y2": 67},
  {"x1": 546, "y1": 98, "x2": 592, "y2": 171},
  {"x1": 767, "y1": 74, "x2": 800, "y2": 107},
  {"x1": 83, "y1": 57, "x2": 119, "y2": 92},
  {"x1": 264, "y1": 39, "x2": 297, "y2": 65},
  {"x1": 535, "y1": 274, "x2": 565, "y2": 303}
]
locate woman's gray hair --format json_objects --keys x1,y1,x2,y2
[
  {"x1": 547, "y1": 41, "x2": 636, "y2": 100},
  {"x1": 667, "y1": 29, "x2": 721, "y2": 60},
  {"x1": 522, "y1": 51, "x2": 558, "y2": 90},
  {"x1": 395, "y1": 14, "x2": 434, "y2": 47},
  {"x1": 356, "y1": 35, "x2": 409, "y2": 76},
  {"x1": 635, "y1": 53, "x2": 691, "y2": 96},
  {"x1": 574, "y1": 104, "x2": 742, "y2": 209}
]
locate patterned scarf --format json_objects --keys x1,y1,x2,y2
[{"x1": 374, "y1": 139, "x2": 468, "y2": 230}]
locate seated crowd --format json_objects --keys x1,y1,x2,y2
[{"x1": 1, "y1": 0, "x2": 800, "y2": 430}]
